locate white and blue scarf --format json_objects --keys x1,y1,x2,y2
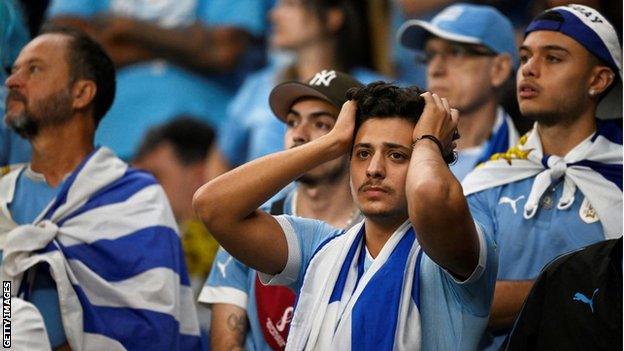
[
  {"x1": 286, "y1": 220, "x2": 424, "y2": 351},
  {"x1": 0, "y1": 147, "x2": 201, "y2": 350},
  {"x1": 474, "y1": 107, "x2": 520, "y2": 166},
  {"x1": 463, "y1": 120, "x2": 622, "y2": 238}
]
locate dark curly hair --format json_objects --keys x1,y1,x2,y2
[
  {"x1": 346, "y1": 81, "x2": 457, "y2": 164},
  {"x1": 346, "y1": 81, "x2": 425, "y2": 136}
]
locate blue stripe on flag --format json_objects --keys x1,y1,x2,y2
[
  {"x1": 556, "y1": 10, "x2": 617, "y2": 70},
  {"x1": 73, "y1": 285, "x2": 201, "y2": 351},
  {"x1": 43, "y1": 148, "x2": 100, "y2": 220},
  {"x1": 592, "y1": 119, "x2": 623, "y2": 145},
  {"x1": 476, "y1": 118, "x2": 509, "y2": 165},
  {"x1": 351, "y1": 229, "x2": 416, "y2": 351},
  {"x1": 61, "y1": 225, "x2": 190, "y2": 285},
  {"x1": 329, "y1": 227, "x2": 365, "y2": 303},
  {"x1": 302, "y1": 230, "x2": 347, "y2": 287},
  {"x1": 57, "y1": 169, "x2": 157, "y2": 227},
  {"x1": 541, "y1": 155, "x2": 550, "y2": 169},
  {"x1": 411, "y1": 250, "x2": 425, "y2": 309},
  {"x1": 571, "y1": 160, "x2": 623, "y2": 190}
]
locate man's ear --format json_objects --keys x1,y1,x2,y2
[
  {"x1": 326, "y1": 8, "x2": 344, "y2": 34},
  {"x1": 588, "y1": 66, "x2": 615, "y2": 97},
  {"x1": 489, "y1": 54, "x2": 513, "y2": 88},
  {"x1": 71, "y1": 79, "x2": 97, "y2": 110}
]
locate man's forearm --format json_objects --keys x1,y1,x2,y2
[
  {"x1": 211, "y1": 304, "x2": 248, "y2": 351},
  {"x1": 194, "y1": 134, "x2": 345, "y2": 227},
  {"x1": 193, "y1": 101, "x2": 355, "y2": 275},
  {"x1": 406, "y1": 140, "x2": 479, "y2": 279},
  {"x1": 193, "y1": 135, "x2": 343, "y2": 273},
  {"x1": 48, "y1": 17, "x2": 97, "y2": 37},
  {"x1": 107, "y1": 18, "x2": 250, "y2": 74},
  {"x1": 488, "y1": 280, "x2": 535, "y2": 330}
]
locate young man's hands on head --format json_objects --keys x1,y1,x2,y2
[
  {"x1": 327, "y1": 94, "x2": 461, "y2": 163},
  {"x1": 407, "y1": 92, "x2": 480, "y2": 280},
  {"x1": 324, "y1": 100, "x2": 358, "y2": 157},
  {"x1": 413, "y1": 92, "x2": 459, "y2": 160}
]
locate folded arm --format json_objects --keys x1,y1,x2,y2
[
  {"x1": 406, "y1": 93, "x2": 480, "y2": 280},
  {"x1": 49, "y1": 15, "x2": 252, "y2": 74}
]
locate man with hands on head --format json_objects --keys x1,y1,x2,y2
[
  {"x1": 193, "y1": 82, "x2": 498, "y2": 350},
  {"x1": 199, "y1": 70, "x2": 364, "y2": 351}
]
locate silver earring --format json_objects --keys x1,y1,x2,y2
[{"x1": 589, "y1": 89, "x2": 596, "y2": 96}]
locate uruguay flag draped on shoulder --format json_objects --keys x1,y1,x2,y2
[
  {"x1": 0, "y1": 147, "x2": 201, "y2": 350},
  {"x1": 463, "y1": 120, "x2": 622, "y2": 238},
  {"x1": 286, "y1": 220, "x2": 423, "y2": 351}
]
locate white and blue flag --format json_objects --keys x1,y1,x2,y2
[
  {"x1": 463, "y1": 120, "x2": 622, "y2": 238},
  {"x1": 282, "y1": 220, "x2": 424, "y2": 351},
  {"x1": 0, "y1": 147, "x2": 201, "y2": 350}
]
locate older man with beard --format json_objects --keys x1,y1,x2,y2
[{"x1": 0, "y1": 25, "x2": 201, "y2": 350}]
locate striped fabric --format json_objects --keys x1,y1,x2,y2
[
  {"x1": 0, "y1": 147, "x2": 201, "y2": 350},
  {"x1": 286, "y1": 220, "x2": 423, "y2": 351},
  {"x1": 474, "y1": 109, "x2": 520, "y2": 166},
  {"x1": 463, "y1": 120, "x2": 623, "y2": 238}
]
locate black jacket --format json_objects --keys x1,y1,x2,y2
[{"x1": 506, "y1": 237, "x2": 622, "y2": 350}]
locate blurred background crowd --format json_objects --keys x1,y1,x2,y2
[{"x1": 3, "y1": 0, "x2": 621, "y2": 163}]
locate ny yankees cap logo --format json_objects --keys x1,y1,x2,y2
[
  {"x1": 269, "y1": 69, "x2": 363, "y2": 122},
  {"x1": 309, "y1": 70, "x2": 337, "y2": 87}
]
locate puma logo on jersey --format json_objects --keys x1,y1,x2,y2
[
  {"x1": 217, "y1": 256, "x2": 232, "y2": 278},
  {"x1": 573, "y1": 288, "x2": 599, "y2": 313},
  {"x1": 499, "y1": 195, "x2": 525, "y2": 214}
]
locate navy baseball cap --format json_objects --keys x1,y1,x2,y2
[
  {"x1": 526, "y1": 4, "x2": 622, "y2": 119},
  {"x1": 269, "y1": 70, "x2": 363, "y2": 122},
  {"x1": 398, "y1": 3, "x2": 519, "y2": 67}
]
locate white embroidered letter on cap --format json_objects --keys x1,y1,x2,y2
[{"x1": 309, "y1": 70, "x2": 337, "y2": 87}]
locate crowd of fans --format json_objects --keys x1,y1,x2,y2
[{"x1": 0, "y1": 0, "x2": 621, "y2": 350}]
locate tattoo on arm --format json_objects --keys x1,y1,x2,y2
[
  {"x1": 211, "y1": 304, "x2": 249, "y2": 351},
  {"x1": 226, "y1": 312, "x2": 248, "y2": 350}
]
